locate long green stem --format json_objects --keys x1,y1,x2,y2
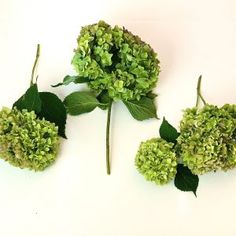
[
  {"x1": 30, "y1": 44, "x2": 40, "y2": 86},
  {"x1": 106, "y1": 100, "x2": 112, "y2": 175},
  {"x1": 196, "y1": 75, "x2": 207, "y2": 107}
]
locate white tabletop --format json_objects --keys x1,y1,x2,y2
[{"x1": 0, "y1": 0, "x2": 236, "y2": 235}]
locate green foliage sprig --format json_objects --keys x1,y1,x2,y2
[
  {"x1": 135, "y1": 76, "x2": 236, "y2": 196},
  {"x1": 135, "y1": 116, "x2": 199, "y2": 196},
  {"x1": 55, "y1": 21, "x2": 160, "y2": 174},
  {"x1": 0, "y1": 45, "x2": 67, "y2": 171},
  {"x1": 177, "y1": 77, "x2": 236, "y2": 175},
  {"x1": 0, "y1": 108, "x2": 59, "y2": 171}
]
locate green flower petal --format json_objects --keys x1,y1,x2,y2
[
  {"x1": 135, "y1": 138, "x2": 177, "y2": 185},
  {"x1": 72, "y1": 20, "x2": 160, "y2": 101},
  {"x1": 0, "y1": 107, "x2": 60, "y2": 171},
  {"x1": 177, "y1": 104, "x2": 236, "y2": 175}
]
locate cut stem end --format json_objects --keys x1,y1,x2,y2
[
  {"x1": 30, "y1": 44, "x2": 40, "y2": 86},
  {"x1": 196, "y1": 75, "x2": 207, "y2": 108}
]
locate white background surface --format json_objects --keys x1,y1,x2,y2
[{"x1": 0, "y1": 0, "x2": 236, "y2": 235}]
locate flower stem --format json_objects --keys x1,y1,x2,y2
[
  {"x1": 196, "y1": 75, "x2": 207, "y2": 108},
  {"x1": 106, "y1": 100, "x2": 112, "y2": 175},
  {"x1": 30, "y1": 44, "x2": 40, "y2": 86}
]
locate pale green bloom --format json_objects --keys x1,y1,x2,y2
[
  {"x1": 0, "y1": 107, "x2": 60, "y2": 171},
  {"x1": 177, "y1": 104, "x2": 236, "y2": 175},
  {"x1": 135, "y1": 138, "x2": 177, "y2": 185},
  {"x1": 72, "y1": 20, "x2": 160, "y2": 101}
]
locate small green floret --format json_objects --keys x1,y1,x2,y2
[
  {"x1": 0, "y1": 107, "x2": 60, "y2": 171},
  {"x1": 72, "y1": 20, "x2": 160, "y2": 101},
  {"x1": 135, "y1": 138, "x2": 177, "y2": 185},
  {"x1": 177, "y1": 104, "x2": 236, "y2": 175}
]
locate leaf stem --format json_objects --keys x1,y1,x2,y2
[
  {"x1": 195, "y1": 75, "x2": 207, "y2": 108},
  {"x1": 106, "y1": 100, "x2": 112, "y2": 175},
  {"x1": 30, "y1": 44, "x2": 40, "y2": 86}
]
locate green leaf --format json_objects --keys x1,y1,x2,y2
[
  {"x1": 52, "y1": 75, "x2": 89, "y2": 87},
  {"x1": 174, "y1": 164, "x2": 199, "y2": 197},
  {"x1": 13, "y1": 84, "x2": 42, "y2": 113},
  {"x1": 38, "y1": 92, "x2": 67, "y2": 138},
  {"x1": 159, "y1": 117, "x2": 179, "y2": 143},
  {"x1": 64, "y1": 91, "x2": 101, "y2": 115},
  {"x1": 146, "y1": 92, "x2": 158, "y2": 99},
  {"x1": 97, "y1": 91, "x2": 111, "y2": 110},
  {"x1": 123, "y1": 96, "x2": 157, "y2": 121}
]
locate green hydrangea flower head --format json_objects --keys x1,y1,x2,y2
[
  {"x1": 72, "y1": 20, "x2": 160, "y2": 101},
  {"x1": 177, "y1": 104, "x2": 236, "y2": 175},
  {"x1": 0, "y1": 107, "x2": 60, "y2": 171},
  {"x1": 135, "y1": 138, "x2": 177, "y2": 185}
]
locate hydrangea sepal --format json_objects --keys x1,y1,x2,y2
[
  {"x1": 56, "y1": 21, "x2": 160, "y2": 174},
  {"x1": 0, "y1": 45, "x2": 67, "y2": 171}
]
